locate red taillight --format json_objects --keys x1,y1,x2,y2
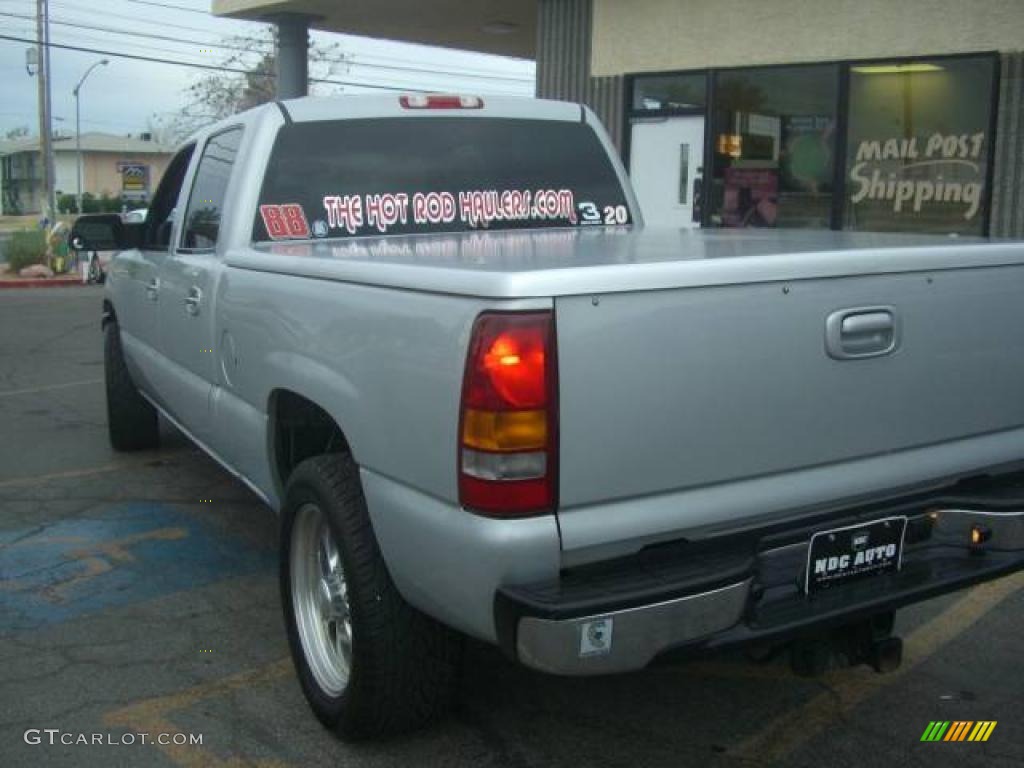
[
  {"x1": 400, "y1": 94, "x2": 484, "y2": 110},
  {"x1": 459, "y1": 312, "x2": 557, "y2": 516}
]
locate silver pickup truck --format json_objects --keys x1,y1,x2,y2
[{"x1": 70, "y1": 94, "x2": 1024, "y2": 740}]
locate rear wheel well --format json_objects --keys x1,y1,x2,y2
[{"x1": 271, "y1": 390, "x2": 350, "y2": 489}]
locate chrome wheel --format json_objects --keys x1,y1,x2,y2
[{"x1": 291, "y1": 502, "x2": 352, "y2": 696}]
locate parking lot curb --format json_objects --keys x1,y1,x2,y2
[{"x1": 0, "y1": 277, "x2": 85, "y2": 289}]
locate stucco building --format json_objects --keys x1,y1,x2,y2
[
  {"x1": 0, "y1": 133, "x2": 173, "y2": 215},
  {"x1": 214, "y1": 0, "x2": 1023, "y2": 238}
]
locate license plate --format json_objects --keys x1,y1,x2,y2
[{"x1": 805, "y1": 516, "x2": 907, "y2": 594}]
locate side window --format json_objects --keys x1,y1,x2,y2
[
  {"x1": 180, "y1": 127, "x2": 244, "y2": 251},
  {"x1": 145, "y1": 144, "x2": 194, "y2": 250}
]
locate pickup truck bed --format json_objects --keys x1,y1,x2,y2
[{"x1": 233, "y1": 228, "x2": 1024, "y2": 567}]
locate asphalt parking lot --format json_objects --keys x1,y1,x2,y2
[{"x1": 0, "y1": 286, "x2": 1021, "y2": 767}]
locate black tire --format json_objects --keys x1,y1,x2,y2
[
  {"x1": 88, "y1": 254, "x2": 101, "y2": 284},
  {"x1": 280, "y1": 453, "x2": 462, "y2": 740},
  {"x1": 104, "y1": 319, "x2": 159, "y2": 451}
]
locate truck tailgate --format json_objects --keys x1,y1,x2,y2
[{"x1": 555, "y1": 263, "x2": 1024, "y2": 561}]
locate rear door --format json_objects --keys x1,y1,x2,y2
[{"x1": 157, "y1": 127, "x2": 244, "y2": 443}]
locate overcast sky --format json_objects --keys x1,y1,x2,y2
[{"x1": 0, "y1": 0, "x2": 535, "y2": 139}]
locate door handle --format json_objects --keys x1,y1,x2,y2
[
  {"x1": 184, "y1": 286, "x2": 202, "y2": 316},
  {"x1": 145, "y1": 278, "x2": 160, "y2": 301},
  {"x1": 825, "y1": 307, "x2": 898, "y2": 360}
]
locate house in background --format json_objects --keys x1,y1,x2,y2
[{"x1": 0, "y1": 132, "x2": 174, "y2": 215}]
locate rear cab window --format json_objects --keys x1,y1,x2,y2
[
  {"x1": 253, "y1": 117, "x2": 631, "y2": 242},
  {"x1": 181, "y1": 127, "x2": 244, "y2": 251}
]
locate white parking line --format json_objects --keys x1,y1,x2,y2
[{"x1": 0, "y1": 378, "x2": 102, "y2": 398}]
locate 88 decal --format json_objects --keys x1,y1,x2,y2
[{"x1": 260, "y1": 204, "x2": 311, "y2": 240}]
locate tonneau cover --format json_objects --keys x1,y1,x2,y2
[{"x1": 228, "y1": 229, "x2": 1024, "y2": 299}]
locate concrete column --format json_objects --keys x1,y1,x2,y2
[
  {"x1": 273, "y1": 14, "x2": 310, "y2": 99},
  {"x1": 990, "y1": 51, "x2": 1024, "y2": 238},
  {"x1": 535, "y1": 0, "x2": 624, "y2": 150}
]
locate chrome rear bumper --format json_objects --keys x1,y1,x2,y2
[
  {"x1": 517, "y1": 581, "x2": 750, "y2": 675},
  {"x1": 500, "y1": 507, "x2": 1024, "y2": 676}
]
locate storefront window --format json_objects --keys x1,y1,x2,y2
[
  {"x1": 709, "y1": 64, "x2": 838, "y2": 228},
  {"x1": 632, "y1": 73, "x2": 706, "y2": 111},
  {"x1": 843, "y1": 56, "x2": 996, "y2": 235}
]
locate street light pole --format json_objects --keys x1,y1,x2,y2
[{"x1": 73, "y1": 58, "x2": 108, "y2": 215}]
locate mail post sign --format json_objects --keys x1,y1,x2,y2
[{"x1": 848, "y1": 132, "x2": 986, "y2": 223}]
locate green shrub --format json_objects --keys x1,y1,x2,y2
[
  {"x1": 59, "y1": 193, "x2": 138, "y2": 215},
  {"x1": 80, "y1": 193, "x2": 99, "y2": 214},
  {"x1": 58, "y1": 193, "x2": 79, "y2": 214},
  {"x1": 4, "y1": 229, "x2": 48, "y2": 272},
  {"x1": 100, "y1": 195, "x2": 123, "y2": 213}
]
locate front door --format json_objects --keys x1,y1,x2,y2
[
  {"x1": 157, "y1": 127, "x2": 244, "y2": 444},
  {"x1": 112, "y1": 145, "x2": 194, "y2": 402},
  {"x1": 629, "y1": 116, "x2": 705, "y2": 228}
]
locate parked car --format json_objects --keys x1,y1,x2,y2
[
  {"x1": 123, "y1": 208, "x2": 148, "y2": 224},
  {"x1": 70, "y1": 94, "x2": 1024, "y2": 740}
]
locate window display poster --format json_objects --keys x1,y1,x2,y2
[{"x1": 722, "y1": 168, "x2": 778, "y2": 227}]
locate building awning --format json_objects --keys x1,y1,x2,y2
[{"x1": 211, "y1": 0, "x2": 537, "y2": 59}]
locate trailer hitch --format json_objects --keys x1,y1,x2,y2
[{"x1": 789, "y1": 612, "x2": 902, "y2": 677}]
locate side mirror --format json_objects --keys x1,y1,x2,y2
[{"x1": 69, "y1": 214, "x2": 142, "y2": 251}]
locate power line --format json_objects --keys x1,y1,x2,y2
[
  {"x1": 122, "y1": 0, "x2": 235, "y2": 16},
  {"x1": 1, "y1": 0, "x2": 533, "y2": 82},
  {"x1": 0, "y1": 32, "x2": 422, "y2": 91},
  {"x1": 0, "y1": 11, "x2": 271, "y2": 54},
  {"x1": 0, "y1": 0, "x2": 263, "y2": 40},
  {"x1": 0, "y1": 19, "x2": 231, "y2": 64},
  {"x1": 47, "y1": 29, "x2": 235, "y2": 63},
  {"x1": 1, "y1": 9, "x2": 533, "y2": 85},
  {"x1": 0, "y1": 32, "x2": 263, "y2": 74},
  {"x1": 1, "y1": 33, "x2": 527, "y2": 97},
  {"x1": 3, "y1": 0, "x2": 534, "y2": 79},
  {"x1": 50, "y1": 0, "x2": 271, "y2": 41}
]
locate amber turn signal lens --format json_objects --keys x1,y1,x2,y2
[{"x1": 462, "y1": 408, "x2": 546, "y2": 451}]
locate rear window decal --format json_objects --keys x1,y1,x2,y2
[
  {"x1": 253, "y1": 117, "x2": 631, "y2": 242},
  {"x1": 307, "y1": 188, "x2": 581, "y2": 237},
  {"x1": 259, "y1": 203, "x2": 310, "y2": 240},
  {"x1": 323, "y1": 195, "x2": 364, "y2": 235}
]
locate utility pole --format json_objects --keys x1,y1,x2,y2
[
  {"x1": 35, "y1": 0, "x2": 55, "y2": 223},
  {"x1": 43, "y1": 0, "x2": 55, "y2": 219}
]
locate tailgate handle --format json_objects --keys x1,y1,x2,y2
[{"x1": 826, "y1": 307, "x2": 898, "y2": 360}]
